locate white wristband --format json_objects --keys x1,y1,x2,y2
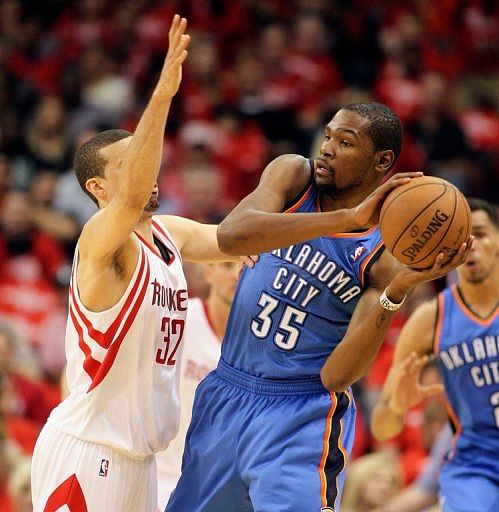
[{"x1": 379, "y1": 288, "x2": 406, "y2": 311}]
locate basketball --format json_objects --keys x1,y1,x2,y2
[{"x1": 379, "y1": 176, "x2": 471, "y2": 269}]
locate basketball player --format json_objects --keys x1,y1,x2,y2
[
  {"x1": 28, "y1": 15, "x2": 226, "y2": 511},
  {"x1": 371, "y1": 198, "x2": 498, "y2": 512},
  {"x1": 165, "y1": 103, "x2": 473, "y2": 512},
  {"x1": 156, "y1": 261, "x2": 238, "y2": 508}
]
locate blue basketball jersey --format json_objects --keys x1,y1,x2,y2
[
  {"x1": 222, "y1": 168, "x2": 384, "y2": 380},
  {"x1": 434, "y1": 285, "x2": 499, "y2": 453}
]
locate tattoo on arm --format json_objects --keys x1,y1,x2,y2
[{"x1": 376, "y1": 313, "x2": 387, "y2": 329}]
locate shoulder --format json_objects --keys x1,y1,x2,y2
[
  {"x1": 263, "y1": 154, "x2": 311, "y2": 180},
  {"x1": 410, "y1": 298, "x2": 439, "y2": 326},
  {"x1": 258, "y1": 154, "x2": 313, "y2": 204}
]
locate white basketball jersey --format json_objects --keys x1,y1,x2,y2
[
  {"x1": 156, "y1": 297, "x2": 221, "y2": 505},
  {"x1": 48, "y1": 218, "x2": 188, "y2": 458}
]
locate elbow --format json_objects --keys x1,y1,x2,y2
[
  {"x1": 217, "y1": 222, "x2": 244, "y2": 255},
  {"x1": 320, "y1": 368, "x2": 352, "y2": 393}
]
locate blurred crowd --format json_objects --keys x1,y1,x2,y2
[{"x1": 0, "y1": 0, "x2": 497, "y2": 510}]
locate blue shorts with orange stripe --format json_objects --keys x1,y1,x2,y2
[
  {"x1": 165, "y1": 360, "x2": 355, "y2": 512},
  {"x1": 439, "y1": 446, "x2": 499, "y2": 512}
]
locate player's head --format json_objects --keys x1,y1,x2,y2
[
  {"x1": 316, "y1": 102, "x2": 402, "y2": 196},
  {"x1": 459, "y1": 197, "x2": 498, "y2": 284},
  {"x1": 74, "y1": 129, "x2": 159, "y2": 212},
  {"x1": 203, "y1": 262, "x2": 239, "y2": 307}
]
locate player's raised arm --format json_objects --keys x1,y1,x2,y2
[
  {"x1": 78, "y1": 15, "x2": 190, "y2": 262},
  {"x1": 156, "y1": 215, "x2": 238, "y2": 263},
  {"x1": 217, "y1": 158, "x2": 422, "y2": 255},
  {"x1": 370, "y1": 300, "x2": 443, "y2": 441}
]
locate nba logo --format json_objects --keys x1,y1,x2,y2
[{"x1": 99, "y1": 459, "x2": 109, "y2": 477}]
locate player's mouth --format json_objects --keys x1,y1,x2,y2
[
  {"x1": 316, "y1": 160, "x2": 334, "y2": 176},
  {"x1": 465, "y1": 259, "x2": 478, "y2": 270}
]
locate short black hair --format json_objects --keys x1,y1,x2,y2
[
  {"x1": 341, "y1": 102, "x2": 403, "y2": 170},
  {"x1": 467, "y1": 197, "x2": 498, "y2": 227},
  {"x1": 74, "y1": 129, "x2": 132, "y2": 205}
]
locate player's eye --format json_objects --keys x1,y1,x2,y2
[{"x1": 340, "y1": 140, "x2": 352, "y2": 147}]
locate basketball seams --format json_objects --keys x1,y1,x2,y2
[
  {"x1": 388, "y1": 186, "x2": 447, "y2": 254},
  {"x1": 379, "y1": 179, "x2": 446, "y2": 227},
  {"x1": 406, "y1": 185, "x2": 458, "y2": 266},
  {"x1": 380, "y1": 177, "x2": 470, "y2": 269}
]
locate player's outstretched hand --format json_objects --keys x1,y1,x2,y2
[
  {"x1": 351, "y1": 172, "x2": 423, "y2": 229},
  {"x1": 396, "y1": 235, "x2": 474, "y2": 291},
  {"x1": 155, "y1": 15, "x2": 190, "y2": 101},
  {"x1": 388, "y1": 352, "x2": 444, "y2": 415}
]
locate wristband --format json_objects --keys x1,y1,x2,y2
[{"x1": 379, "y1": 288, "x2": 406, "y2": 311}]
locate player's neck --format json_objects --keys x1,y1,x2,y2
[
  {"x1": 319, "y1": 180, "x2": 380, "y2": 214},
  {"x1": 135, "y1": 215, "x2": 154, "y2": 244},
  {"x1": 459, "y1": 268, "x2": 499, "y2": 317},
  {"x1": 205, "y1": 296, "x2": 230, "y2": 341}
]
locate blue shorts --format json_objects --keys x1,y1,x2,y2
[
  {"x1": 439, "y1": 448, "x2": 499, "y2": 512},
  {"x1": 165, "y1": 359, "x2": 356, "y2": 512}
]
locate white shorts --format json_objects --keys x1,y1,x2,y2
[{"x1": 32, "y1": 422, "x2": 158, "y2": 512}]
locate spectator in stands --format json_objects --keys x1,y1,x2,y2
[
  {"x1": 0, "y1": 190, "x2": 66, "y2": 345},
  {"x1": 7, "y1": 456, "x2": 31, "y2": 512},
  {"x1": 24, "y1": 96, "x2": 71, "y2": 174},
  {"x1": 342, "y1": 451, "x2": 403, "y2": 512},
  {"x1": 54, "y1": 128, "x2": 99, "y2": 228},
  {"x1": 407, "y1": 72, "x2": 475, "y2": 193},
  {"x1": 373, "y1": 425, "x2": 452, "y2": 512},
  {"x1": 30, "y1": 170, "x2": 79, "y2": 247}
]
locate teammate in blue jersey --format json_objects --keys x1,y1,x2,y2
[
  {"x1": 372, "y1": 198, "x2": 498, "y2": 512},
  {"x1": 166, "y1": 102, "x2": 472, "y2": 512}
]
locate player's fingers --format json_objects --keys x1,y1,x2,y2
[
  {"x1": 429, "y1": 252, "x2": 445, "y2": 273},
  {"x1": 389, "y1": 171, "x2": 424, "y2": 181},
  {"x1": 240, "y1": 255, "x2": 256, "y2": 269},
  {"x1": 169, "y1": 16, "x2": 187, "y2": 49},
  {"x1": 168, "y1": 14, "x2": 180, "y2": 40},
  {"x1": 377, "y1": 173, "x2": 423, "y2": 198},
  {"x1": 168, "y1": 33, "x2": 190, "y2": 62},
  {"x1": 460, "y1": 236, "x2": 474, "y2": 262},
  {"x1": 408, "y1": 354, "x2": 429, "y2": 374},
  {"x1": 420, "y1": 383, "x2": 445, "y2": 397}
]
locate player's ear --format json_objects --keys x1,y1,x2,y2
[
  {"x1": 375, "y1": 150, "x2": 395, "y2": 175},
  {"x1": 86, "y1": 178, "x2": 106, "y2": 204}
]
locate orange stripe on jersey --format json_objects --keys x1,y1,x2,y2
[
  {"x1": 432, "y1": 293, "x2": 446, "y2": 356},
  {"x1": 284, "y1": 185, "x2": 313, "y2": 213},
  {"x1": 432, "y1": 292, "x2": 462, "y2": 443},
  {"x1": 446, "y1": 399, "x2": 462, "y2": 438},
  {"x1": 359, "y1": 241, "x2": 384, "y2": 287},
  {"x1": 319, "y1": 392, "x2": 337, "y2": 507},
  {"x1": 327, "y1": 225, "x2": 378, "y2": 238},
  {"x1": 451, "y1": 285, "x2": 499, "y2": 325}
]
